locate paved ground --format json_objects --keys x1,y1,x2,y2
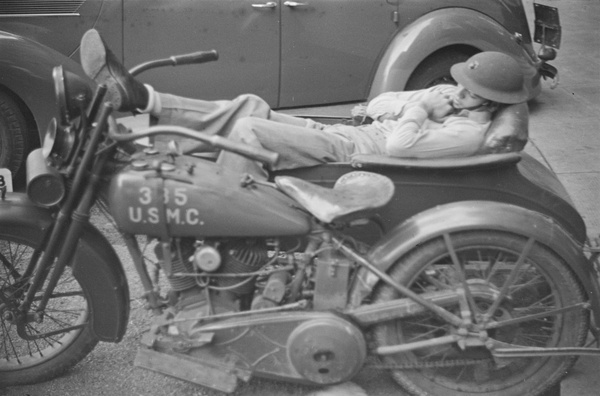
[
  {"x1": 2, "y1": 1, "x2": 598, "y2": 395},
  {"x1": 520, "y1": 1, "x2": 600, "y2": 394}
]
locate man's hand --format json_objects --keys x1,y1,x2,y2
[{"x1": 416, "y1": 91, "x2": 453, "y2": 122}]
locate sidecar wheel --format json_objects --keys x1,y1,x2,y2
[
  {"x1": 0, "y1": 232, "x2": 99, "y2": 386},
  {"x1": 372, "y1": 231, "x2": 589, "y2": 396}
]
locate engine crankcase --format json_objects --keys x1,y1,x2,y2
[{"x1": 183, "y1": 311, "x2": 366, "y2": 385}]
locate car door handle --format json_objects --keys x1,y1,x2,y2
[
  {"x1": 252, "y1": 2, "x2": 277, "y2": 8},
  {"x1": 284, "y1": 1, "x2": 308, "y2": 7}
]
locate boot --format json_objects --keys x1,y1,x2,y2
[{"x1": 80, "y1": 29, "x2": 149, "y2": 112}]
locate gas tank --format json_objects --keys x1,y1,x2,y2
[{"x1": 107, "y1": 155, "x2": 311, "y2": 238}]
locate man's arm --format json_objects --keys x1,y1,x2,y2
[
  {"x1": 385, "y1": 116, "x2": 487, "y2": 158},
  {"x1": 384, "y1": 95, "x2": 485, "y2": 158},
  {"x1": 365, "y1": 85, "x2": 456, "y2": 122}
]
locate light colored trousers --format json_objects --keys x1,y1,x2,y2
[{"x1": 157, "y1": 93, "x2": 386, "y2": 178}]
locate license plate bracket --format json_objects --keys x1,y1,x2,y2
[{"x1": 533, "y1": 3, "x2": 561, "y2": 49}]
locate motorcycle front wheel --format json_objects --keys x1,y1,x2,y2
[
  {"x1": 372, "y1": 230, "x2": 589, "y2": 396},
  {"x1": 0, "y1": 232, "x2": 99, "y2": 386}
]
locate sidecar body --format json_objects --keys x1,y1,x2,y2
[
  {"x1": 276, "y1": 152, "x2": 585, "y2": 245},
  {"x1": 275, "y1": 103, "x2": 586, "y2": 246}
]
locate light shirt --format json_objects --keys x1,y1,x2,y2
[{"x1": 366, "y1": 85, "x2": 491, "y2": 158}]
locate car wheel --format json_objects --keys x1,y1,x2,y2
[
  {"x1": 405, "y1": 48, "x2": 478, "y2": 90},
  {"x1": 0, "y1": 91, "x2": 29, "y2": 181}
]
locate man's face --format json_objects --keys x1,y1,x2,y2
[{"x1": 452, "y1": 85, "x2": 487, "y2": 109}]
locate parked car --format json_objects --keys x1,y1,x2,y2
[{"x1": 0, "y1": 0, "x2": 560, "y2": 181}]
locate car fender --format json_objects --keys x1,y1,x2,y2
[
  {"x1": 0, "y1": 30, "x2": 92, "y2": 142},
  {"x1": 369, "y1": 8, "x2": 540, "y2": 99},
  {"x1": 0, "y1": 193, "x2": 129, "y2": 342},
  {"x1": 349, "y1": 200, "x2": 600, "y2": 327}
]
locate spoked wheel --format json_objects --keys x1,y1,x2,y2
[
  {"x1": 372, "y1": 231, "x2": 589, "y2": 396},
  {"x1": 0, "y1": 233, "x2": 99, "y2": 386}
]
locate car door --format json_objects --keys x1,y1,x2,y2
[
  {"x1": 279, "y1": 0, "x2": 398, "y2": 108},
  {"x1": 122, "y1": 0, "x2": 280, "y2": 105},
  {"x1": 0, "y1": 0, "x2": 103, "y2": 57}
]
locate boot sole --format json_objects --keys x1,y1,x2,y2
[{"x1": 80, "y1": 29, "x2": 127, "y2": 111}]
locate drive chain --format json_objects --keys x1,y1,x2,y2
[{"x1": 368, "y1": 357, "x2": 493, "y2": 370}]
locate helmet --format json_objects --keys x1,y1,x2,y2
[{"x1": 450, "y1": 52, "x2": 528, "y2": 104}]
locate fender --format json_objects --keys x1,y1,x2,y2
[
  {"x1": 0, "y1": 30, "x2": 92, "y2": 141},
  {"x1": 350, "y1": 200, "x2": 600, "y2": 326},
  {"x1": 369, "y1": 8, "x2": 540, "y2": 100},
  {"x1": 0, "y1": 193, "x2": 129, "y2": 342}
]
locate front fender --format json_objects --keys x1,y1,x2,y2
[
  {"x1": 0, "y1": 193, "x2": 129, "y2": 342},
  {"x1": 0, "y1": 30, "x2": 92, "y2": 141},
  {"x1": 350, "y1": 200, "x2": 600, "y2": 326},
  {"x1": 369, "y1": 8, "x2": 540, "y2": 99}
]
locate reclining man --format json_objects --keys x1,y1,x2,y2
[{"x1": 81, "y1": 29, "x2": 528, "y2": 179}]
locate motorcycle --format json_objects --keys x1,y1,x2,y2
[{"x1": 1, "y1": 39, "x2": 600, "y2": 396}]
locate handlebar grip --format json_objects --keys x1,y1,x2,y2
[{"x1": 170, "y1": 50, "x2": 219, "y2": 66}]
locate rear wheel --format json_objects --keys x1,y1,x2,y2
[
  {"x1": 372, "y1": 231, "x2": 589, "y2": 396},
  {"x1": 0, "y1": 232, "x2": 99, "y2": 386}
]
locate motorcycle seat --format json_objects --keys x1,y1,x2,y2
[{"x1": 274, "y1": 171, "x2": 395, "y2": 223}]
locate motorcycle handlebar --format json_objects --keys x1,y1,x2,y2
[
  {"x1": 108, "y1": 125, "x2": 279, "y2": 167},
  {"x1": 171, "y1": 50, "x2": 219, "y2": 66},
  {"x1": 129, "y1": 50, "x2": 219, "y2": 77}
]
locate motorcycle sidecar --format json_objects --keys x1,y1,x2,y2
[
  {"x1": 274, "y1": 151, "x2": 586, "y2": 246},
  {"x1": 275, "y1": 101, "x2": 586, "y2": 245}
]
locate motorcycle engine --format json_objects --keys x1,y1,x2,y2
[
  {"x1": 155, "y1": 238, "x2": 269, "y2": 314},
  {"x1": 216, "y1": 239, "x2": 268, "y2": 296}
]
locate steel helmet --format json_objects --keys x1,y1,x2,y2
[{"x1": 450, "y1": 52, "x2": 529, "y2": 104}]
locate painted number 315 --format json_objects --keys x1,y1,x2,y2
[{"x1": 138, "y1": 186, "x2": 188, "y2": 206}]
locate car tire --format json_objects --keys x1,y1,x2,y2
[
  {"x1": 0, "y1": 91, "x2": 29, "y2": 180},
  {"x1": 405, "y1": 48, "x2": 478, "y2": 90}
]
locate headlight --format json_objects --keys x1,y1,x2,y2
[{"x1": 53, "y1": 65, "x2": 92, "y2": 126}]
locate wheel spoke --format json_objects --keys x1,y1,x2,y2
[
  {"x1": 443, "y1": 234, "x2": 477, "y2": 324},
  {"x1": 483, "y1": 237, "x2": 535, "y2": 320}
]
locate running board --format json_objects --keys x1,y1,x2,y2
[
  {"x1": 493, "y1": 347, "x2": 600, "y2": 358},
  {"x1": 134, "y1": 347, "x2": 245, "y2": 393}
]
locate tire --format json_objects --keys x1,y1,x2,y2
[
  {"x1": 405, "y1": 48, "x2": 477, "y2": 90},
  {"x1": 372, "y1": 231, "x2": 589, "y2": 396},
  {"x1": 0, "y1": 231, "x2": 99, "y2": 386},
  {"x1": 0, "y1": 91, "x2": 29, "y2": 180}
]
